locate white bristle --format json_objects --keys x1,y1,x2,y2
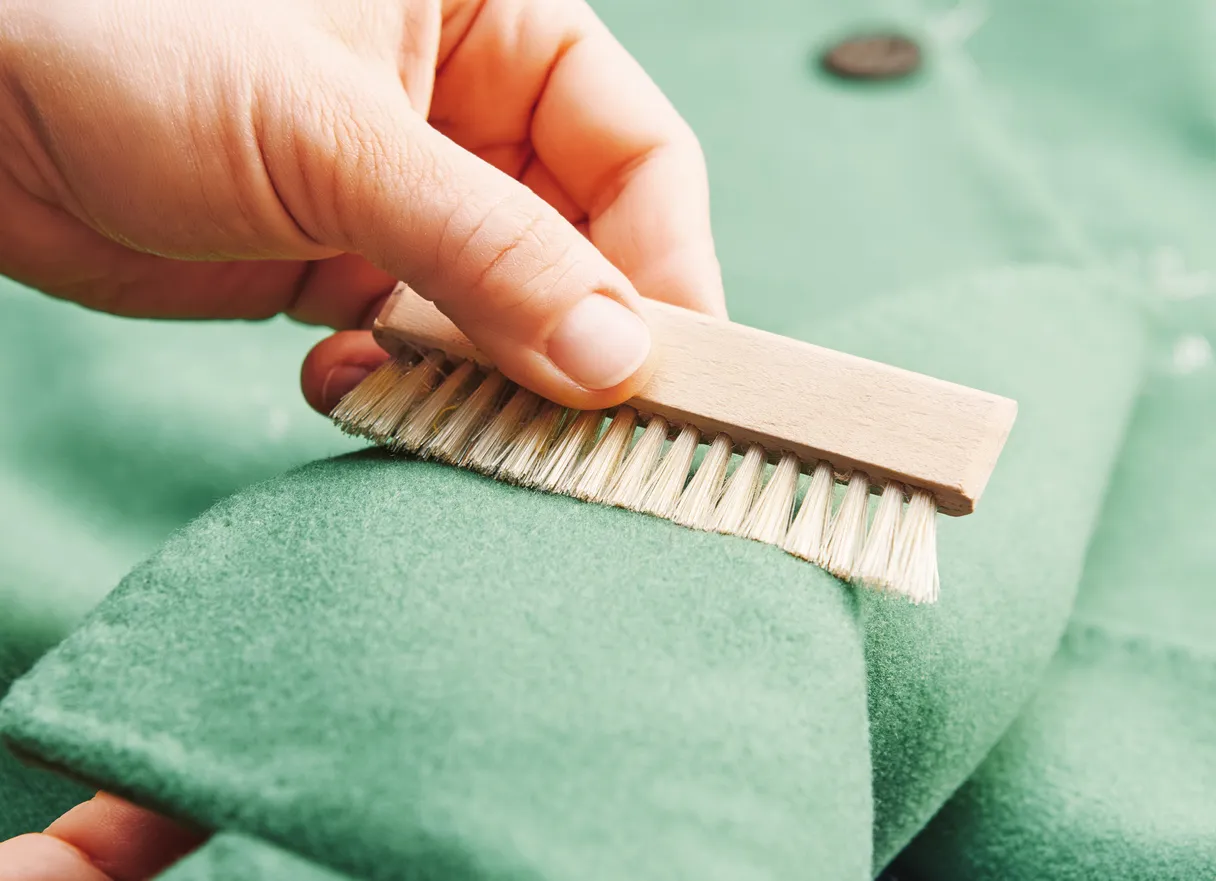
[
  {"x1": 855, "y1": 482, "x2": 905, "y2": 589},
  {"x1": 672, "y1": 433, "x2": 732, "y2": 529},
  {"x1": 423, "y1": 370, "x2": 508, "y2": 463},
  {"x1": 886, "y1": 489, "x2": 940, "y2": 604},
  {"x1": 497, "y1": 401, "x2": 563, "y2": 483},
  {"x1": 741, "y1": 452, "x2": 801, "y2": 545},
  {"x1": 820, "y1": 471, "x2": 871, "y2": 578},
  {"x1": 330, "y1": 358, "x2": 412, "y2": 435},
  {"x1": 535, "y1": 410, "x2": 604, "y2": 492},
  {"x1": 334, "y1": 354, "x2": 947, "y2": 603},
  {"x1": 782, "y1": 460, "x2": 835, "y2": 562},
  {"x1": 460, "y1": 387, "x2": 538, "y2": 474},
  {"x1": 391, "y1": 360, "x2": 479, "y2": 453},
  {"x1": 637, "y1": 425, "x2": 700, "y2": 517},
  {"x1": 571, "y1": 407, "x2": 638, "y2": 501},
  {"x1": 709, "y1": 443, "x2": 767, "y2": 534},
  {"x1": 362, "y1": 354, "x2": 444, "y2": 443},
  {"x1": 605, "y1": 416, "x2": 669, "y2": 509}
]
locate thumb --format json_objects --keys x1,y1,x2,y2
[{"x1": 282, "y1": 73, "x2": 655, "y2": 411}]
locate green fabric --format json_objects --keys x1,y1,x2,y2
[
  {"x1": 0, "y1": 647, "x2": 91, "y2": 840},
  {"x1": 1, "y1": 0, "x2": 1214, "y2": 876},
  {"x1": 898, "y1": 367, "x2": 1216, "y2": 880},
  {"x1": 156, "y1": 834, "x2": 358, "y2": 881},
  {"x1": 0, "y1": 283, "x2": 359, "y2": 836},
  {"x1": 0, "y1": 269, "x2": 1144, "y2": 880},
  {"x1": 798, "y1": 270, "x2": 1148, "y2": 867},
  {"x1": 0, "y1": 282, "x2": 357, "y2": 671},
  {"x1": 1, "y1": 460, "x2": 873, "y2": 881}
]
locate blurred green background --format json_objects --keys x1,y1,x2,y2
[{"x1": 1, "y1": 0, "x2": 1214, "y2": 872}]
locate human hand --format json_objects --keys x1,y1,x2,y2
[
  {"x1": 0, "y1": 0, "x2": 724, "y2": 415},
  {"x1": 0, "y1": 0, "x2": 722, "y2": 876},
  {"x1": 0, "y1": 793, "x2": 203, "y2": 880}
]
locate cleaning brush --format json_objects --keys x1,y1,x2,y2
[{"x1": 331, "y1": 284, "x2": 1018, "y2": 604}]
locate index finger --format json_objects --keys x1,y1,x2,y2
[
  {"x1": 42, "y1": 792, "x2": 203, "y2": 880},
  {"x1": 528, "y1": 3, "x2": 727, "y2": 317}
]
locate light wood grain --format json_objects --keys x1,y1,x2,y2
[{"x1": 373, "y1": 284, "x2": 1017, "y2": 516}]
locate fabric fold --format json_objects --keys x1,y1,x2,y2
[
  {"x1": 0, "y1": 265, "x2": 1146, "y2": 880},
  {"x1": 900, "y1": 361, "x2": 1216, "y2": 880},
  {"x1": 0, "y1": 456, "x2": 874, "y2": 881},
  {"x1": 796, "y1": 266, "x2": 1147, "y2": 868}
]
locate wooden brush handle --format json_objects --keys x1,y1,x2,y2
[{"x1": 373, "y1": 284, "x2": 1017, "y2": 516}]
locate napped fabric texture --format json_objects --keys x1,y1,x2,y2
[
  {"x1": 0, "y1": 269, "x2": 1147, "y2": 880},
  {"x1": 4, "y1": 456, "x2": 875, "y2": 881},
  {"x1": 0, "y1": 646, "x2": 92, "y2": 841},
  {"x1": 899, "y1": 365, "x2": 1216, "y2": 880},
  {"x1": 4, "y1": 0, "x2": 1216, "y2": 875}
]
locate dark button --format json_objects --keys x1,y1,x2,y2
[{"x1": 821, "y1": 34, "x2": 921, "y2": 81}]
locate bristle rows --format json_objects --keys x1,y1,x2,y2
[
  {"x1": 637, "y1": 425, "x2": 699, "y2": 517},
  {"x1": 535, "y1": 410, "x2": 604, "y2": 493},
  {"x1": 672, "y1": 433, "x2": 732, "y2": 529},
  {"x1": 821, "y1": 471, "x2": 871, "y2": 579},
  {"x1": 572, "y1": 407, "x2": 637, "y2": 501},
  {"x1": 331, "y1": 354, "x2": 944, "y2": 602},
  {"x1": 710, "y1": 444, "x2": 767, "y2": 535}
]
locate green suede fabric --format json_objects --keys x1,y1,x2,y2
[
  {"x1": 0, "y1": 283, "x2": 358, "y2": 671},
  {"x1": 899, "y1": 366, "x2": 1216, "y2": 880},
  {"x1": 0, "y1": 647, "x2": 90, "y2": 840},
  {"x1": 2, "y1": 456, "x2": 874, "y2": 881},
  {"x1": 1, "y1": 0, "x2": 1214, "y2": 876},
  {"x1": 157, "y1": 834, "x2": 358, "y2": 881},
  {"x1": 0, "y1": 283, "x2": 359, "y2": 836},
  {"x1": 0, "y1": 270, "x2": 1145, "y2": 880},
  {"x1": 787, "y1": 269, "x2": 1148, "y2": 868}
]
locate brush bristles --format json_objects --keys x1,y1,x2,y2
[
  {"x1": 535, "y1": 409, "x2": 603, "y2": 493},
  {"x1": 572, "y1": 407, "x2": 637, "y2": 501},
  {"x1": 710, "y1": 444, "x2": 767, "y2": 534},
  {"x1": 637, "y1": 425, "x2": 700, "y2": 517},
  {"x1": 783, "y1": 460, "x2": 834, "y2": 562},
  {"x1": 390, "y1": 359, "x2": 477, "y2": 453},
  {"x1": 424, "y1": 370, "x2": 507, "y2": 462},
  {"x1": 460, "y1": 387, "x2": 537, "y2": 473},
  {"x1": 821, "y1": 472, "x2": 871, "y2": 578},
  {"x1": 672, "y1": 433, "x2": 732, "y2": 529},
  {"x1": 605, "y1": 416, "x2": 668, "y2": 508},
  {"x1": 332, "y1": 354, "x2": 945, "y2": 602},
  {"x1": 742, "y1": 452, "x2": 801, "y2": 545},
  {"x1": 330, "y1": 358, "x2": 410, "y2": 436},
  {"x1": 855, "y1": 481, "x2": 904, "y2": 589},
  {"x1": 497, "y1": 401, "x2": 562, "y2": 484},
  {"x1": 357, "y1": 354, "x2": 443, "y2": 443},
  {"x1": 887, "y1": 489, "x2": 940, "y2": 604}
]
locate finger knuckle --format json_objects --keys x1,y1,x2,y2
[{"x1": 450, "y1": 196, "x2": 577, "y2": 311}]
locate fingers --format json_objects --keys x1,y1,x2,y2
[
  {"x1": 0, "y1": 834, "x2": 111, "y2": 881},
  {"x1": 282, "y1": 253, "x2": 399, "y2": 331},
  {"x1": 301, "y1": 329, "x2": 390, "y2": 414},
  {"x1": 530, "y1": 5, "x2": 725, "y2": 317},
  {"x1": 431, "y1": 0, "x2": 725, "y2": 317},
  {"x1": 270, "y1": 68, "x2": 655, "y2": 410},
  {"x1": 42, "y1": 793, "x2": 202, "y2": 881}
]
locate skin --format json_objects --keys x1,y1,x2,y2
[{"x1": 0, "y1": 0, "x2": 724, "y2": 876}]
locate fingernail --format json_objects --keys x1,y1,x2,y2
[
  {"x1": 547, "y1": 295, "x2": 651, "y2": 390},
  {"x1": 321, "y1": 365, "x2": 372, "y2": 412}
]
